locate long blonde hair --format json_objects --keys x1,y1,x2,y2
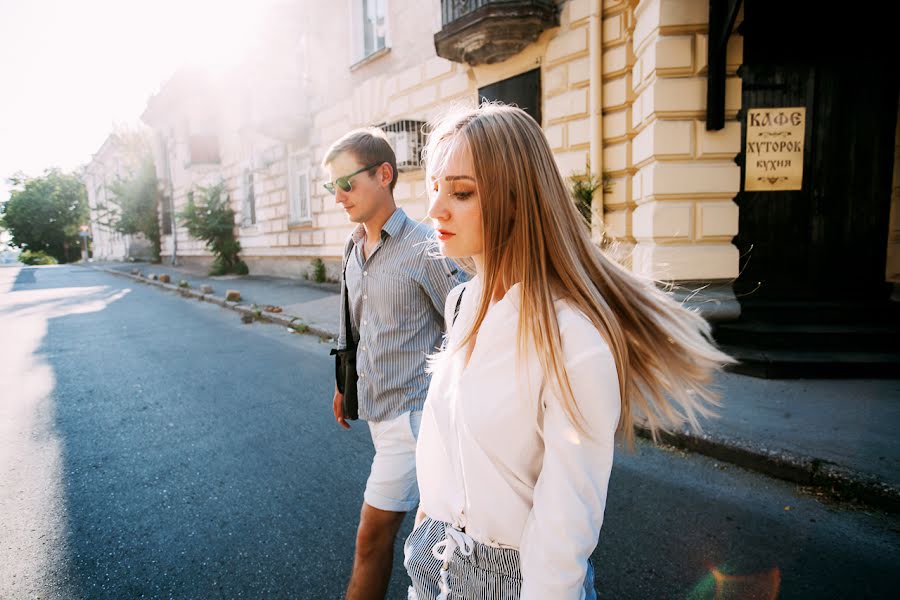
[{"x1": 424, "y1": 103, "x2": 734, "y2": 445}]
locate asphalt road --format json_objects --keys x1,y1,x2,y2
[{"x1": 2, "y1": 265, "x2": 898, "y2": 599}]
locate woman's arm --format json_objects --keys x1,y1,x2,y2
[{"x1": 519, "y1": 328, "x2": 621, "y2": 599}]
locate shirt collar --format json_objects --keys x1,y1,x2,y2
[
  {"x1": 382, "y1": 207, "x2": 407, "y2": 238},
  {"x1": 350, "y1": 207, "x2": 407, "y2": 244}
]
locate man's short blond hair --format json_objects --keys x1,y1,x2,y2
[{"x1": 322, "y1": 128, "x2": 398, "y2": 192}]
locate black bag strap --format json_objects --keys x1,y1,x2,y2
[
  {"x1": 341, "y1": 238, "x2": 357, "y2": 351},
  {"x1": 451, "y1": 286, "x2": 465, "y2": 326}
]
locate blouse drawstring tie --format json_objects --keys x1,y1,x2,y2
[{"x1": 431, "y1": 524, "x2": 474, "y2": 600}]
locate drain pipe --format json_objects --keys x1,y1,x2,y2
[{"x1": 588, "y1": 0, "x2": 604, "y2": 243}]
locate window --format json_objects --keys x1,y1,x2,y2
[
  {"x1": 289, "y1": 156, "x2": 312, "y2": 223},
  {"x1": 478, "y1": 68, "x2": 542, "y2": 125},
  {"x1": 352, "y1": 0, "x2": 389, "y2": 63},
  {"x1": 362, "y1": 0, "x2": 387, "y2": 57},
  {"x1": 242, "y1": 169, "x2": 256, "y2": 227}
]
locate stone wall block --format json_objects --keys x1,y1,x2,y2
[
  {"x1": 697, "y1": 200, "x2": 739, "y2": 238},
  {"x1": 641, "y1": 161, "x2": 740, "y2": 198},
  {"x1": 546, "y1": 27, "x2": 588, "y2": 64},
  {"x1": 656, "y1": 35, "x2": 693, "y2": 71},
  {"x1": 633, "y1": 201, "x2": 693, "y2": 240},
  {"x1": 696, "y1": 120, "x2": 741, "y2": 156},
  {"x1": 546, "y1": 87, "x2": 589, "y2": 121},
  {"x1": 567, "y1": 118, "x2": 591, "y2": 147},
  {"x1": 632, "y1": 242, "x2": 739, "y2": 280}
]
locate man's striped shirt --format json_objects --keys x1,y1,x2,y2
[{"x1": 337, "y1": 207, "x2": 466, "y2": 422}]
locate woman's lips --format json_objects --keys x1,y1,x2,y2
[{"x1": 437, "y1": 230, "x2": 455, "y2": 241}]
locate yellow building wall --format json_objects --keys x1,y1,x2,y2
[{"x1": 622, "y1": 0, "x2": 742, "y2": 281}]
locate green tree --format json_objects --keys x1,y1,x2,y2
[
  {"x1": 96, "y1": 158, "x2": 163, "y2": 261},
  {"x1": 92, "y1": 131, "x2": 163, "y2": 261},
  {"x1": 1, "y1": 169, "x2": 88, "y2": 263},
  {"x1": 178, "y1": 182, "x2": 248, "y2": 276}
]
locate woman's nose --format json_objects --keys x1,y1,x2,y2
[{"x1": 428, "y1": 193, "x2": 448, "y2": 220}]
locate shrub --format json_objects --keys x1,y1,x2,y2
[
  {"x1": 311, "y1": 258, "x2": 326, "y2": 283},
  {"x1": 19, "y1": 250, "x2": 58, "y2": 265},
  {"x1": 568, "y1": 165, "x2": 612, "y2": 225},
  {"x1": 178, "y1": 183, "x2": 246, "y2": 275}
]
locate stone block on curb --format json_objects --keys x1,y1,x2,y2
[
  {"x1": 200, "y1": 284, "x2": 214, "y2": 294},
  {"x1": 225, "y1": 289, "x2": 242, "y2": 302}
]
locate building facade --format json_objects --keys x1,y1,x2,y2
[
  {"x1": 140, "y1": 0, "x2": 899, "y2": 325},
  {"x1": 83, "y1": 132, "x2": 155, "y2": 261}
]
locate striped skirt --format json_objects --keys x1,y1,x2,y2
[{"x1": 404, "y1": 517, "x2": 597, "y2": 600}]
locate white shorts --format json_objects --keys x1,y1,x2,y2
[{"x1": 364, "y1": 410, "x2": 422, "y2": 513}]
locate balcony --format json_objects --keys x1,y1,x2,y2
[
  {"x1": 434, "y1": 0, "x2": 559, "y2": 66},
  {"x1": 186, "y1": 135, "x2": 221, "y2": 166}
]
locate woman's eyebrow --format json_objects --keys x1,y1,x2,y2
[{"x1": 444, "y1": 175, "x2": 475, "y2": 182}]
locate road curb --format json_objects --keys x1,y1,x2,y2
[
  {"x1": 637, "y1": 425, "x2": 900, "y2": 513},
  {"x1": 90, "y1": 265, "x2": 336, "y2": 341}
]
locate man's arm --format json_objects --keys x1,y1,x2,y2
[{"x1": 420, "y1": 256, "x2": 466, "y2": 321}]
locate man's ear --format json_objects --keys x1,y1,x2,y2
[{"x1": 379, "y1": 163, "x2": 394, "y2": 189}]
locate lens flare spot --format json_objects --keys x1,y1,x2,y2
[{"x1": 686, "y1": 565, "x2": 781, "y2": 600}]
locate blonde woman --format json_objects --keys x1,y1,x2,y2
[{"x1": 403, "y1": 104, "x2": 733, "y2": 600}]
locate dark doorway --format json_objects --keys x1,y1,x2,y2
[
  {"x1": 478, "y1": 68, "x2": 541, "y2": 125},
  {"x1": 734, "y1": 1, "x2": 898, "y2": 302}
]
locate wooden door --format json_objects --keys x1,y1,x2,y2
[{"x1": 734, "y1": 2, "x2": 898, "y2": 301}]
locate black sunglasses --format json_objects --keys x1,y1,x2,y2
[{"x1": 324, "y1": 163, "x2": 382, "y2": 195}]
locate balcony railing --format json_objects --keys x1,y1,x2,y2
[{"x1": 435, "y1": 0, "x2": 559, "y2": 65}]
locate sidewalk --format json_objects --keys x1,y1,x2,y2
[
  {"x1": 98, "y1": 260, "x2": 342, "y2": 339},
  {"x1": 93, "y1": 260, "x2": 900, "y2": 512}
]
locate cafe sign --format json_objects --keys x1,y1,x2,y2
[{"x1": 744, "y1": 107, "x2": 805, "y2": 191}]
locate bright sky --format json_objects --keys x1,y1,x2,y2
[{"x1": 0, "y1": 0, "x2": 276, "y2": 205}]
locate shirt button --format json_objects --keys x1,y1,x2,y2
[
  {"x1": 363, "y1": 271, "x2": 368, "y2": 276},
  {"x1": 363, "y1": 294, "x2": 367, "y2": 300},
  {"x1": 363, "y1": 320, "x2": 368, "y2": 326}
]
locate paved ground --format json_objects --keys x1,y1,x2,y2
[
  {"x1": 96, "y1": 261, "x2": 900, "y2": 511},
  {"x1": 2, "y1": 264, "x2": 899, "y2": 599}
]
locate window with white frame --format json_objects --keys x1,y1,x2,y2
[
  {"x1": 241, "y1": 168, "x2": 256, "y2": 227},
  {"x1": 363, "y1": 0, "x2": 387, "y2": 56},
  {"x1": 351, "y1": 0, "x2": 389, "y2": 63},
  {"x1": 288, "y1": 155, "x2": 312, "y2": 224}
]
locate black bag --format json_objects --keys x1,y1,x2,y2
[{"x1": 330, "y1": 240, "x2": 359, "y2": 420}]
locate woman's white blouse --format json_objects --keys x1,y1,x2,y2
[{"x1": 416, "y1": 276, "x2": 621, "y2": 600}]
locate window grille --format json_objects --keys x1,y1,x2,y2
[{"x1": 379, "y1": 119, "x2": 427, "y2": 172}]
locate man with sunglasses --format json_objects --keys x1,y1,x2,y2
[{"x1": 322, "y1": 128, "x2": 464, "y2": 600}]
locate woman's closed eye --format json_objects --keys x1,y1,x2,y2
[{"x1": 452, "y1": 190, "x2": 474, "y2": 200}]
